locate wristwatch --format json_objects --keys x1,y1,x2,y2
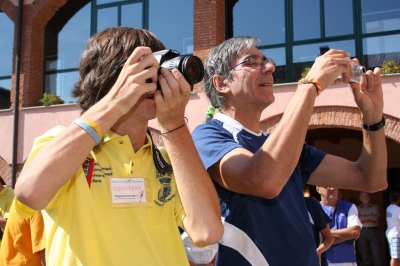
[{"x1": 360, "y1": 117, "x2": 386, "y2": 131}]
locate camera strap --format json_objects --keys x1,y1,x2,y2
[{"x1": 147, "y1": 129, "x2": 173, "y2": 173}]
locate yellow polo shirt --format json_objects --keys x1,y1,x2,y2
[
  {"x1": 0, "y1": 186, "x2": 15, "y2": 248},
  {"x1": 17, "y1": 126, "x2": 188, "y2": 266}
]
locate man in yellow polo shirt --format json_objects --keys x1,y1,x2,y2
[{"x1": 14, "y1": 27, "x2": 223, "y2": 265}]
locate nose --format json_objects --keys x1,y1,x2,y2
[{"x1": 261, "y1": 61, "x2": 275, "y2": 74}]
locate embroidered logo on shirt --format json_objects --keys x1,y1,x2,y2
[
  {"x1": 154, "y1": 171, "x2": 175, "y2": 206},
  {"x1": 82, "y1": 159, "x2": 112, "y2": 187}
]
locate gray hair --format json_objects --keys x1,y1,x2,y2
[{"x1": 203, "y1": 36, "x2": 259, "y2": 109}]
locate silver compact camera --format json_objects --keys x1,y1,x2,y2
[{"x1": 338, "y1": 58, "x2": 366, "y2": 83}]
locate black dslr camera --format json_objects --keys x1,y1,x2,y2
[
  {"x1": 95, "y1": 50, "x2": 204, "y2": 103},
  {"x1": 151, "y1": 49, "x2": 204, "y2": 91}
]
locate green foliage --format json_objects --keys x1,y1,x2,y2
[
  {"x1": 301, "y1": 67, "x2": 311, "y2": 78},
  {"x1": 381, "y1": 59, "x2": 400, "y2": 75},
  {"x1": 39, "y1": 92, "x2": 64, "y2": 107}
]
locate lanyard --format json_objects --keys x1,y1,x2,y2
[{"x1": 147, "y1": 129, "x2": 173, "y2": 173}]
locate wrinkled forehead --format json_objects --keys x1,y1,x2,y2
[{"x1": 240, "y1": 46, "x2": 262, "y2": 56}]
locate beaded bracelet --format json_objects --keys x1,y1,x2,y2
[
  {"x1": 160, "y1": 117, "x2": 188, "y2": 135},
  {"x1": 298, "y1": 78, "x2": 323, "y2": 96},
  {"x1": 73, "y1": 118, "x2": 102, "y2": 145}
]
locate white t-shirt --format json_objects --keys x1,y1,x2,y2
[{"x1": 386, "y1": 204, "x2": 400, "y2": 237}]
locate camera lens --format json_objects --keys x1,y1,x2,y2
[
  {"x1": 160, "y1": 55, "x2": 204, "y2": 85},
  {"x1": 180, "y1": 56, "x2": 204, "y2": 85},
  {"x1": 353, "y1": 65, "x2": 366, "y2": 78}
]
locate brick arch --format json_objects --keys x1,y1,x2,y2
[{"x1": 260, "y1": 106, "x2": 400, "y2": 144}]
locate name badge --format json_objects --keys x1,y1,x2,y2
[{"x1": 110, "y1": 178, "x2": 149, "y2": 206}]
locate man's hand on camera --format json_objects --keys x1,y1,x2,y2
[
  {"x1": 154, "y1": 68, "x2": 191, "y2": 131},
  {"x1": 349, "y1": 67, "x2": 383, "y2": 124},
  {"x1": 306, "y1": 49, "x2": 353, "y2": 90},
  {"x1": 102, "y1": 47, "x2": 159, "y2": 116}
]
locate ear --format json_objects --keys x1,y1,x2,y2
[{"x1": 212, "y1": 75, "x2": 230, "y2": 94}]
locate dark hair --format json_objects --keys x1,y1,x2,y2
[
  {"x1": 0, "y1": 177, "x2": 6, "y2": 186},
  {"x1": 389, "y1": 191, "x2": 399, "y2": 203},
  {"x1": 203, "y1": 36, "x2": 259, "y2": 109},
  {"x1": 72, "y1": 27, "x2": 166, "y2": 112}
]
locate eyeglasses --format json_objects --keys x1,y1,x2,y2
[{"x1": 229, "y1": 55, "x2": 275, "y2": 71}]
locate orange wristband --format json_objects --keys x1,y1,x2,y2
[
  {"x1": 80, "y1": 118, "x2": 104, "y2": 139},
  {"x1": 298, "y1": 78, "x2": 322, "y2": 96}
]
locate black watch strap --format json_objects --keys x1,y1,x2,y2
[{"x1": 361, "y1": 117, "x2": 386, "y2": 131}]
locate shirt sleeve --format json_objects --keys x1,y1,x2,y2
[
  {"x1": 20, "y1": 126, "x2": 72, "y2": 211},
  {"x1": 192, "y1": 122, "x2": 241, "y2": 170},
  {"x1": 299, "y1": 143, "x2": 327, "y2": 185},
  {"x1": 14, "y1": 199, "x2": 37, "y2": 218},
  {"x1": 347, "y1": 204, "x2": 362, "y2": 228},
  {"x1": 30, "y1": 210, "x2": 46, "y2": 254},
  {"x1": 3, "y1": 189, "x2": 15, "y2": 219}
]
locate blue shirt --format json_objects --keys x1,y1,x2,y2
[
  {"x1": 192, "y1": 114, "x2": 326, "y2": 266},
  {"x1": 305, "y1": 197, "x2": 331, "y2": 266},
  {"x1": 320, "y1": 199, "x2": 357, "y2": 263}
]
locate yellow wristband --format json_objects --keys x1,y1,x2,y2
[
  {"x1": 298, "y1": 78, "x2": 323, "y2": 96},
  {"x1": 81, "y1": 118, "x2": 104, "y2": 139}
]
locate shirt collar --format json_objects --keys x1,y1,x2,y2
[{"x1": 100, "y1": 130, "x2": 152, "y2": 150}]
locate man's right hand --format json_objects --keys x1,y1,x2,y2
[{"x1": 306, "y1": 49, "x2": 353, "y2": 90}]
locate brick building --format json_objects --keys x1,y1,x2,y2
[{"x1": 0, "y1": 0, "x2": 400, "y2": 263}]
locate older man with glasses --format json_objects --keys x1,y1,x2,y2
[{"x1": 191, "y1": 36, "x2": 387, "y2": 266}]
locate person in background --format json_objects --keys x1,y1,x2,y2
[
  {"x1": 191, "y1": 35, "x2": 386, "y2": 265},
  {"x1": 13, "y1": 27, "x2": 223, "y2": 265},
  {"x1": 204, "y1": 105, "x2": 216, "y2": 124},
  {"x1": 386, "y1": 191, "x2": 400, "y2": 266},
  {"x1": 0, "y1": 177, "x2": 15, "y2": 248},
  {"x1": 305, "y1": 197, "x2": 334, "y2": 266},
  {"x1": 317, "y1": 186, "x2": 362, "y2": 265},
  {"x1": 357, "y1": 192, "x2": 383, "y2": 266},
  {"x1": 337, "y1": 189, "x2": 343, "y2": 200},
  {"x1": 0, "y1": 199, "x2": 46, "y2": 265}
]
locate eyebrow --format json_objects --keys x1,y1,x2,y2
[{"x1": 244, "y1": 54, "x2": 267, "y2": 60}]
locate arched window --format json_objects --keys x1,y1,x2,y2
[
  {"x1": 44, "y1": 1, "x2": 91, "y2": 104},
  {"x1": 44, "y1": 0, "x2": 193, "y2": 104}
]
